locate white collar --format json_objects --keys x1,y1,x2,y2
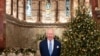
[{"x1": 47, "y1": 39, "x2": 54, "y2": 42}]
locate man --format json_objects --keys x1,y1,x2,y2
[{"x1": 39, "y1": 28, "x2": 61, "y2": 56}]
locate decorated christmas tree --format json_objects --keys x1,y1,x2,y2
[{"x1": 61, "y1": 5, "x2": 100, "y2": 56}]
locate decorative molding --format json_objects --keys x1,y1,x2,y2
[{"x1": 5, "y1": 14, "x2": 69, "y2": 28}]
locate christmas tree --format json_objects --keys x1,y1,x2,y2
[{"x1": 61, "y1": 5, "x2": 100, "y2": 56}]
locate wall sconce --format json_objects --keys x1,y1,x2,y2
[
  {"x1": 95, "y1": 7, "x2": 100, "y2": 18},
  {"x1": 95, "y1": 7, "x2": 100, "y2": 11}
]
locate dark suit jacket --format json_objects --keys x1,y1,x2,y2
[{"x1": 39, "y1": 39, "x2": 61, "y2": 56}]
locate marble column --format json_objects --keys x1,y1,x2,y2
[{"x1": 0, "y1": 0, "x2": 5, "y2": 48}]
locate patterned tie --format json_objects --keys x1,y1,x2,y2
[{"x1": 49, "y1": 40, "x2": 52, "y2": 56}]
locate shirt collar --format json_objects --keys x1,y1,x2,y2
[{"x1": 47, "y1": 39, "x2": 54, "y2": 42}]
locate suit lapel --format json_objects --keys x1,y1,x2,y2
[
  {"x1": 45, "y1": 39, "x2": 50, "y2": 55},
  {"x1": 52, "y1": 40, "x2": 56, "y2": 55}
]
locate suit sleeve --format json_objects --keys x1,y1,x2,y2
[
  {"x1": 39, "y1": 42, "x2": 42, "y2": 55},
  {"x1": 58, "y1": 42, "x2": 61, "y2": 56}
]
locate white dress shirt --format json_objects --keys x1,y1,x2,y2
[{"x1": 47, "y1": 39, "x2": 54, "y2": 52}]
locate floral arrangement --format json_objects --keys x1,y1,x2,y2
[
  {"x1": 0, "y1": 48, "x2": 36, "y2": 55},
  {"x1": 37, "y1": 34, "x2": 60, "y2": 41}
]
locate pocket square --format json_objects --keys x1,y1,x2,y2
[{"x1": 57, "y1": 46, "x2": 59, "y2": 48}]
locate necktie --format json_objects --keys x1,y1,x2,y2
[{"x1": 49, "y1": 40, "x2": 52, "y2": 56}]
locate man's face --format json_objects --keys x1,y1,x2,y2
[{"x1": 46, "y1": 29, "x2": 54, "y2": 40}]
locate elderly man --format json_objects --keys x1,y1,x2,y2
[{"x1": 39, "y1": 28, "x2": 61, "y2": 56}]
